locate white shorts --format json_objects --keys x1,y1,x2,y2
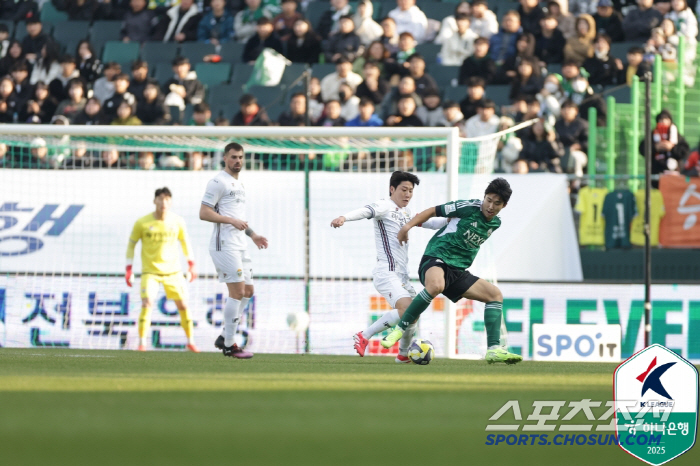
[
  {"x1": 209, "y1": 249, "x2": 253, "y2": 284},
  {"x1": 373, "y1": 271, "x2": 416, "y2": 309}
]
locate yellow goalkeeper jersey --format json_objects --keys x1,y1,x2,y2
[
  {"x1": 575, "y1": 186, "x2": 608, "y2": 246},
  {"x1": 631, "y1": 189, "x2": 665, "y2": 246},
  {"x1": 127, "y1": 212, "x2": 192, "y2": 275}
]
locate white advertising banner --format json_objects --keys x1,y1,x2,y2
[{"x1": 531, "y1": 324, "x2": 622, "y2": 362}]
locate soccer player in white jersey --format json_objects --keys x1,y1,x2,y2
[
  {"x1": 199, "y1": 142, "x2": 268, "y2": 359},
  {"x1": 330, "y1": 171, "x2": 447, "y2": 363}
]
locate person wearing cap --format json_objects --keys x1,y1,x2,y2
[
  {"x1": 592, "y1": 0, "x2": 625, "y2": 42},
  {"x1": 320, "y1": 55, "x2": 363, "y2": 102},
  {"x1": 464, "y1": 99, "x2": 499, "y2": 137}
]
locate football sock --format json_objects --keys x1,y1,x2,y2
[
  {"x1": 484, "y1": 301, "x2": 503, "y2": 348},
  {"x1": 178, "y1": 309, "x2": 194, "y2": 343},
  {"x1": 221, "y1": 297, "x2": 250, "y2": 337},
  {"x1": 362, "y1": 309, "x2": 399, "y2": 339},
  {"x1": 399, "y1": 322, "x2": 417, "y2": 355},
  {"x1": 230, "y1": 297, "x2": 249, "y2": 337},
  {"x1": 224, "y1": 297, "x2": 241, "y2": 347},
  {"x1": 138, "y1": 307, "x2": 150, "y2": 346},
  {"x1": 399, "y1": 290, "x2": 433, "y2": 330}
]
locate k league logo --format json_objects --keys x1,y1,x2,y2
[{"x1": 0, "y1": 202, "x2": 83, "y2": 256}]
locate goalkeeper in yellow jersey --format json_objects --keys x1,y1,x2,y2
[{"x1": 126, "y1": 187, "x2": 199, "y2": 352}]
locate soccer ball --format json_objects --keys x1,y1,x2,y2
[{"x1": 408, "y1": 339, "x2": 434, "y2": 365}]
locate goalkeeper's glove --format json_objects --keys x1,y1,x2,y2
[
  {"x1": 125, "y1": 265, "x2": 133, "y2": 287},
  {"x1": 186, "y1": 260, "x2": 197, "y2": 282}
]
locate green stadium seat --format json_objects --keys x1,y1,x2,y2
[
  {"x1": 604, "y1": 86, "x2": 631, "y2": 104},
  {"x1": 40, "y1": 2, "x2": 69, "y2": 23},
  {"x1": 610, "y1": 42, "x2": 641, "y2": 60},
  {"x1": 545, "y1": 63, "x2": 562, "y2": 77},
  {"x1": 194, "y1": 62, "x2": 232, "y2": 86},
  {"x1": 247, "y1": 85, "x2": 286, "y2": 107},
  {"x1": 265, "y1": 104, "x2": 286, "y2": 122},
  {"x1": 305, "y1": 2, "x2": 331, "y2": 31},
  {"x1": 443, "y1": 85, "x2": 467, "y2": 103},
  {"x1": 52, "y1": 21, "x2": 90, "y2": 49},
  {"x1": 90, "y1": 21, "x2": 124, "y2": 53},
  {"x1": 153, "y1": 61, "x2": 175, "y2": 86},
  {"x1": 311, "y1": 63, "x2": 336, "y2": 80},
  {"x1": 496, "y1": 1, "x2": 520, "y2": 19},
  {"x1": 430, "y1": 65, "x2": 460, "y2": 87},
  {"x1": 485, "y1": 84, "x2": 512, "y2": 107},
  {"x1": 230, "y1": 63, "x2": 255, "y2": 90},
  {"x1": 421, "y1": 3, "x2": 456, "y2": 21},
  {"x1": 102, "y1": 41, "x2": 140, "y2": 65},
  {"x1": 415, "y1": 43, "x2": 441, "y2": 64},
  {"x1": 179, "y1": 42, "x2": 217, "y2": 63},
  {"x1": 219, "y1": 41, "x2": 245, "y2": 63},
  {"x1": 280, "y1": 63, "x2": 308, "y2": 86},
  {"x1": 141, "y1": 42, "x2": 180, "y2": 64}
]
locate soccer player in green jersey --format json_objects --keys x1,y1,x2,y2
[{"x1": 381, "y1": 178, "x2": 522, "y2": 364}]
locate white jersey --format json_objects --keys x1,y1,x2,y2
[
  {"x1": 201, "y1": 170, "x2": 247, "y2": 251},
  {"x1": 366, "y1": 199, "x2": 411, "y2": 275}
]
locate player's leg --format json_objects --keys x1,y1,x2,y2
[
  {"x1": 165, "y1": 273, "x2": 199, "y2": 353},
  {"x1": 216, "y1": 250, "x2": 253, "y2": 358},
  {"x1": 396, "y1": 282, "x2": 418, "y2": 363},
  {"x1": 137, "y1": 274, "x2": 158, "y2": 351},
  {"x1": 354, "y1": 273, "x2": 406, "y2": 355},
  {"x1": 461, "y1": 279, "x2": 521, "y2": 365}
]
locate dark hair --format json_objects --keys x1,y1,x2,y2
[
  {"x1": 115, "y1": 73, "x2": 130, "y2": 82},
  {"x1": 442, "y1": 99, "x2": 460, "y2": 109},
  {"x1": 194, "y1": 102, "x2": 210, "y2": 113},
  {"x1": 399, "y1": 31, "x2": 414, "y2": 39},
  {"x1": 541, "y1": 13, "x2": 556, "y2": 21},
  {"x1": 172, "y1": 56, "x2": 190, "y2": 66},
  {"x1": 40, "y1": 41, "x2": 61, "y2": 72},
  {"x1": 455, "y1": 13, "x2": 470, "y2": 21},
  {"x1": 359, "y1": 97, "x2": 374, "y2": 107},
  {"x1": 239, "y1": 93, "x2": 257, "y2": 106},
  {"x1": 339, "y1": 14, "x2": 354, "y2": 21},
  {"x1": 290, "y1": 91, "x2": 306, "y2": 100},
  {"x1": 389, "y1": 171, "x2": 420, "y2": 194},
  {"x1": 10, "y1": 60, "x2": 29, "y2": 73},
  {"x1": 224, "y1": 142, "x2": 245, "y2": 154},
  {"x1": 485, "y1": 177, "x2": 512, "y2": 204},
  {"x1": 472, "y1": 0, "x2": 488, "y2": 6},
  {"x1": 628, "y1": 46, "x2": 644, "y2": 55},
  {"x1": 0, "y1": 24, "x2": 8, "y2": 33},
  {"x1": 467, "y1": 76, "x2": 486, "y2": 88},
  {"x1": 479, "y1": 98, "x2": 496, "y2": 109},
  {"x1": 562, "y1": 60, "x2": 580, "y2": 68},
  {"x1": 364, "y1": 40, "x2": 388, "y2": 61},
  {"x1": 595, "y1": 33, "x2": 612, "y2": 47},
  {"x1": 257, "y1": 17, "x2": 273, "y2": 26},
  {"x1": 132, "y1": 59, "x2": 148, "y2": 70},
  {"x1": 561, "y1": 99, "x2": 579, "y2": 110},
  {"x1": 380, "y1": 16, "x2": 395, "y2": 24},
  {"x1": 76, "y1": 40, "x2": 96, "y2": 59},
  {"x1": 656, "y1": 109, "x2": 673, "y2": 123},
  {"x1": 155, "y1": 187, "x2": 172, "y2": 198},
  {"x1": 474, "y1": 36, "x2": 490, "y2": 46},
  {"x1": 407, "y1": 53, "x2": 424, "y2": 63},
  {"x1": 61, "y1": 54, "x2": 77, "y2": 64},
  {"x1": 105, "y1": 61, "x2": 122, "y2": 71},
  {"x1": 336, "y1": 55, "x2": 352, "y2": 64}
]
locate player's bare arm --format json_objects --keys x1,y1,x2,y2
[
  {"x1": 398, "y1": 207, "x2": 436, "y2": 244},
  {"x1": 199, "y1": 203, "x2": 248, "y2": 230},
  {"x1": 245, "y1": 228, "x2": 268, "y2": 249}
]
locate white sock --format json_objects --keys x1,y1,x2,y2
[
  {"x1": 399, "y1": 323, "x2": 417, "y2": 355},
  {"x1": 222, "y1": 297, "x2": 250, "y2": 337},
  {"x1": 140, "y1": 336, "x2": 147, "y2": 346},
  {"x1": 362, "y1": 309, "x2": 400, "y2": 339},
  {"x1": 224, "y1": 297, "x2": 241, "y2": 347},
  {"x1": 187, "y1": 336, "x2": 195, "y2": 345}
]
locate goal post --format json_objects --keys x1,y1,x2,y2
[{"x1": 0, "y1": 123, "x2": 532, "y2": 358}]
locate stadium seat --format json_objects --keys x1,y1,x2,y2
[
  {"x1": 219, "y1": 41, "x2": 245, "y2": 63},
  {"x1": 230, "y1": 63, "x2": 255, "y2": 90},
  {"x1": 179, "y1": 42, "x2": 217, "y2": 63},
  {"x1": 430, "y1": 65, "x2": 460, "y2": 87},
  {"x1": 610, "y1": 41, "x2": 640, "y2": 60},
  {"x1": 102, "y1": 41, "x2": 140, "y2": 65},
  {"x1": 208, "y1": 84, "x2": 241, "y2": 105},
  {"x1": 52, "y1": 21, "x2": 90, "y2": 49},
  {"x1": 443, "y1": 85, "x2": 467, "y2": 103},
  {"x1": 280, "y1": 63, "x2": 308, "y2": 86},
  {"x1": 348, "y1": 1, "x2": 383, "y2": 20},
  {"x1": 141, "y1": 42, "x2": 180, "y2": 64},
  {"x1": 545, "y1": 63, "x2": 562, "y2": 77},
  {"x1": 311, "y1": 63, "x2": 336, "y2": 80},
  {"x1": 153, "y1": 62, "x2": 175, "y2": 86},
  {"x1": 496, "y1": 1, "x2": 520, "y2": 19},
  {"x1": 604, "y1": 86, "x2": 631, "y2": 104},
  {"x1": 421, "y1": 3, "x2": 456, "y2": 21},
  {"x1": 485, "y1": 84, "x2": 512, "y2": 107},
  {"x1": 40, "y1": 2, "x2": 69, "y2": 23},
  {"x1": 194, "y1": 62, "x2": 232, "y2": 86},
  {"x1": 247, "y1": 85, "x2": 286, "y2": 107},
  {"x1": 415, "y1": 43, "x2": 441, "y2": 64},
  {"x1": 90, "y1": 21, "x2": 124, "y2": 53},
  {"x1": 305, "y1": 1, "x2": 331, "y2": 31},
  {"x1": 265, "y1": 103, "x2": 286, "y2": 122}
]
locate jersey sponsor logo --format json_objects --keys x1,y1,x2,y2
[
  {"x1": 464, "y1": 230, "x2": 487, "y2": 249},
  {"x1": 444, "y1": 203, "x2": 456, "y2": 214},
  {"x1": 471, "y1": 222, "x2": 478, "y2": 228}
]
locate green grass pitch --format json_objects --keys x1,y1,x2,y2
[{"x1": 0, "y1": 349, "x2": 698, "y2": 466}]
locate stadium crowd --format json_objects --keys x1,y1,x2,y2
[{"x1": 0, "y1": 0, "x2": 698, "y2": 175}]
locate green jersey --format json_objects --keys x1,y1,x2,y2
[{"x1": 423, "y1": 199, "x2": 501, "y2": 270}]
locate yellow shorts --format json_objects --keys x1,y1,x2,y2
[{"x1": 140, "y1": 273, "x2": 187, "y2": 301}]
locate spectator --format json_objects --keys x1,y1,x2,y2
[
  {"x1": 52, "y1": 0, "x2": 109, "y2": 20},
  {"x1": 187, "y1": 151, "x2": 205, "y2": 170},
  {"x1": 278, "y1": 92, "x2": 307, "y2": 125},
  {"x1": 353, "y1": 40, "x2": 388, "y2": 75},
  {"x1": 243, "y1": 17, "x2": 283, "y2": 63},
  {"x1": 548, "y1": 1, "x2": 575, "y2": 39},
  {"x1": 498, "y1": 32, "x2": 536, "y2": 84},
  {"x1": 230, "y1": 93, "x2": 272, "y2": 125},
  {"x1": 568, "y1": 74, "x2": 607, "y2": 126},
  {"x1": 345, "y1": 97, "x2": 383, "y2": 126},
  {"x1": 441, "y1": 100, "x2": 466, "y2": 136},
  {"x1": 162, "y1": 56, "x2": 205, "y2": 108},
  {"x1": 460, "y1": 76, "x2": 486, "y2": 120},
  {"x1": 285, "y1": 18, "x2": 322, "y2": 64},
  {"x1": 128, "y1": 60, "x2": 155, "y2": 103},
  {"x1": 593, "y1": 0, "x2": 625, "y2": 42},
  {"x1": 640, "y1": 109, "x2": 690, "y2": 186},
  {"x1": 138, "y1": 151, "x2": 156, "y2": 170},
  {"x1": 317, "y1": 99, "x2": 346, "y2": 126},
  {"x1": 682, "y1": 137, "x2": 700, "y2": 176},
  {"x1": 200, "y1": 0, "x2": 235, "y2": 44},
  {"x1": 490, "y1": 10, "x2": 522, "y2": 67},
  {"x1": 320, "y1": 56, "x2": 362, "y2": 102},
  {"x1": 0, "y1": 23, "x2": 9, "y2": 56},
  {"x1": 379, "y1": 16, "x2": 399, "y2": 53},
  {"x1": 73, "y1": 97, "x2": 109, "y2": 125},
  {"x1": 464, "y1": 99, "x2": 499, "y2": 137},
  {"x1": 406, "y1": 54, "x2": 438, "y2": 98},
  {"x1": 564, "y1": 14, "x2": 596, "y2": 65},
  {"x1": 537, "y1": 73, "x2": 566, "y2": 123},
  {"x1": 353, "y1": 0, "x2": 382, "y2": 46},
  {"x1": 10, "y1": 61, "x2": 33, "y2": 108},
  {"x1": 510, "y1": 57, "x2": 544, "y2": 100},
  {"x1": 189, "y1": 102, "x2": 213, "y2": 125},
  {"x1": 121, "y1": 0, "x2": 156, "y2": 42},
  {"x1": 99, "y1": 149, "x2": 123, "y2": 169},
  {"x1": 388, "y1": 0, "x2": 428, "y2": 44},
  {"x1": 582, "y1": 34, "x2": 623, "y2": 86},
  {"x1": 54, "y1": 79, "x2": 87, "y2": 122},
  {"x1": 416, "y1": 91, "x2": 446, "y2": 126},
  {"x1": 325, "y1": 15, "x2": 362, "y2": 63},
  {"x1": 111, "y1": 100, "x2": 142, "y2": 125},
  {"x1": 459, "y1": 37, "x2": 497, "y2": 85},
  {"x1": 355, "y1": 61, "x2": 389, "y2": 105},
  {"x1": 620, "y1": 46, "x2": 652, "y2": 85},
  {"x1": 76, "y1": 40, "x2": 103, "y2": 84},
  {"x1": 518, "y1": 0, "x2": 545, "y2": 35},
  {"x1": 20, "y1": 82, "x2": 55, "y2": 123},
  {"x1": 518, "y1": 118, "x2": 564, "y2": 172},
  {"x1": 560, "y1": 60, "x2": 581, "y2": 94},
  {"x1": 470, "y1": 0, "x2": 499, "y2": 40},
  {"x1": 512, "y1": 158, "x2": 529, "y2": 173},
  {"x1": 0, "y1": 41, "x2": 25, "y2": 77},
  {"x1": 273, "y1": 0, "x2": 302, "y2": 39},
  {"x1": 317, "y1": 0, "x2": 353, "y2": 40},
  {"x1": 338, "y1": 82, "x2": 360, "y2": 120},
  {"x1": 535, "y1": 14, "x2": 565, "y2": 65},
  {"x1": 379, "y1": 75, "x2": 422, "y2": 120},
  {"x1": 104, "y1": 73, "x2": 136, "y2": 119},
  {"x1": 93, "y1": 62, "x2": 121, "y2": 104},
  {"x1": 21, "y1": 19, "x2": 49, "y2": 63},
  {"x1": 554, "y1": 99, "x2": 588, "y2": 175},
  {"x1": 623, "y1": 0, "x2": 664, "y2": 42},
  {"x1": 435, "y1": 1, "x2": 471, "y2": 45},
  {"x1": 136, "y1": 82, "x2": 169, "y2": 124},
  {"x1": 385, "y1": 94, "x2": 423, "y2": 126},
  {"x1": 569, "y1": 0, "x2": 597, "y2": 16},
  {"x1": 0, "y1": 75, "x2": 18, "y2": 114},
  {"x1": 30, "y1": 43, "x2": 62, "y2": 86},
  {"x1": 494, "y1": 116, "x2": 524, "y2": 172},
  {"x1": 439, "y1": 13, "x2": 477, "y2": 66},
  {"x1": 666, "y1": 0, "x2": 698, "y2": 44},
  {"x1": 308, "y1": 76, "x2": 324, "y2": 122},
  {"x1": 49, "y1": 55, "x2": 80, "y2": 102},
  {"x1": 385, "y1": 31, "x2": 415, "y2": 79},
  {"x1": 158, "y1": 0, "x2": 201, "y2": 42}
]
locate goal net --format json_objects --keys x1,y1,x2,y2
[{"x1": 0, "y1": 123, "x2": 533, "y2": 358}]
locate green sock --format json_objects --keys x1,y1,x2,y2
[
  {"x1": 399, "y1": 289, "x2": 433, "y2": 330},
  {"x1": 484, "y1": 301, "x2": 502, "y2": 347}
]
